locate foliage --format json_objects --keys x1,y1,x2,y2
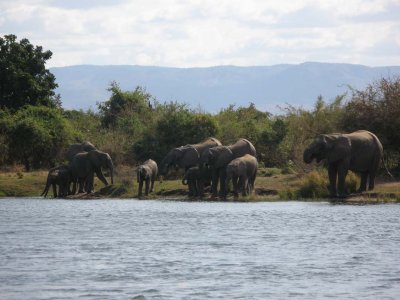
[
  {"x1": 0, "y1": 34, "x2": 58, "y2": 111},
  {"x1": 279, "y1": 95, "x2": 345, "y2": 170},
  {"x1": 293, "y1": 170, "x2": 360, "y2": 199},
  {"x1": 6, "y1": 106, "x2": 74, "y2": 170},
  {"x1": 133, "y1": 102, "x2": 219, "y2": 163},
  {"x1": 342, "y1": 77, "x2": 400, "y2": 170}
]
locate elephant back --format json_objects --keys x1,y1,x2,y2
[
  {"x1": 192, "y1": 137, "x2": 222, "y2": 153},
  {"x1": 65, "y1": 141, "x2": 97, "y2": 162},
  {"x1": 143, "y1": 159, "x2": 158, "y2": 177},
  {"x1": 229, "y1": 138, "x2": 256, "y2": 159}
]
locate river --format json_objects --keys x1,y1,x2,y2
[{"x1": 0, "y1": 199, "x2": 399, "y2": 299}]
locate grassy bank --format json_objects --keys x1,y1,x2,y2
[{"x1": 0, "y1": 167, "x2": 399, "y2": 203}]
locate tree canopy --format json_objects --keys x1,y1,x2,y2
[{"x1": 0, "y1": 34, "x2": 58, "y2": 111}]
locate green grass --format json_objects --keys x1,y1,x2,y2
[{"x1": 0, "y1": 166, "x2": 398, "y2": 203}]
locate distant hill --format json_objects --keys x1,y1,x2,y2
[{"x1": 51, "y1": 62, "x2": 400, "y2": 113}]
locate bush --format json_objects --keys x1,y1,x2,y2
[
  {"x1": 297, "y1": 170, "x2": 330, "y2": 199},
  {"x1": 295, "y1": 170, "x2": 361, "y2": 199}
]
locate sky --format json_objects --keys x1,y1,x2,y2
[{"x1": 1, "y1": 0, "x2": 399, "y2": 68}]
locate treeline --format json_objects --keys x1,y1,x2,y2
[
  {"x1": 1, "y1": 34, "x2": 399, "y2": 174},
  {"x1": 0, "y1": 77, "x2": 399, "y2": 174}
]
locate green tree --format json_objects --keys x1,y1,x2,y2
[
  {"x1": 0, "y1": 34, "x2": 58, "y2": 111},
  {"x1": 98, "y1": 82, "x2": 154, "y2": 133},
  {"x1": 133, "y1": 102, "x2": 219, "y2": 163},
  {"x1": 8, "y1": 106, "x2": 74, "y2": 170},
  {"x1": 343, "y1": 77, "x2": 400, "y2": 170},
  {"x1": 279, "y1": 95, "x2": 345, "y2": 170}
]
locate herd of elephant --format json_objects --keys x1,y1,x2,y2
[{"x1": 42, "y1": 130, "x2": 386, "y2": 199}]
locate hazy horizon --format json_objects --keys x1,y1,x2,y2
[{"x1": 2, "y1": 1, "x2": 399, "y2": 68}]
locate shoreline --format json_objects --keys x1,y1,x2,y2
[{"x1": 0, "y1": 170, "x2": 398, "y2": 204}]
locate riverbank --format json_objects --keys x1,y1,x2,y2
[{"x1": 0, "y1": 168, "x2": 399, "y2": 203}]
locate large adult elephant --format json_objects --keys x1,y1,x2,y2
[
  {"x1": 65, "y1": 141, "x2": 97, "y2": 193},
  {"x1": 303, "y1": 130, "x2": 383, "y2": 198},
  {"x1": 159, "y1": 137, "x2": 222, "y2": 176},
  {"x1": 65, "y1": 141, "x2": 97, "y2": 162},
  {"x1": 70, "y1": 150, "x2": 114, "y2": 194},
  {"x1": 200, "y1": 138, "x2": 257, "y2": 198}
]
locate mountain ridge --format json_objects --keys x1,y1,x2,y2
[{"x1": 51, "y1": 62, "x2": 400, "y2": 113}]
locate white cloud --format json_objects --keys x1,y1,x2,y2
[{"x1": 1, "y1": 0, "x2": 399, "y2": 67}]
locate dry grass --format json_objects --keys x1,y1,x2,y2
[{"x1": 0, "y1": 166, "x2": 398, "y2": 203}]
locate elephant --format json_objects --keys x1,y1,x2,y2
[
  {"x1": 200, "y1": 138, "x2": 256, "y2": 198},
  {"x1": 182, "y1": 166, "x2": 211, "y2": 198},
  {"x1": 137, "y1": 159, "x2": 158, "y2": 197},
  {"x1": 65, "y1": 141, "x2": 97, "y2": 162},
  {"x1": 41, "y1": 165, "x2": 71, "y2": 198},
  {"x1": 69, "y1": 150, "x2": 114, "y2": 194},
  {"x1": 65, "y1": 141, "x2": 97, "y2": 193},
  {"x1": 159, "y1": 137, "x2": 221, "y2": 176},
  {"x1": 303, "y1": 130, "x2": 383, "y2": 198},
  {"x1": 225, "y1": 154, "x2": 258, "y2": 198}
]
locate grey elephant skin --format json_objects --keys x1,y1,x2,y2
[
  {"x1": 65, "y1": 141, "x2": 97, "y2": 162},
  {"x1": 182, "y1": 166, "x2": 211, "y2": 198},
  {"x1": 70, "y1": 150, "x2": 114, "y2": 194},
  {"x1": 137, "y1": 159, "x2": 158, "y2": 197},
  {"x1": 41, "y1": 165, "x2": 71, "y2": 198},
  {"x1": 160, "y1": 138, "x2": 221, "y2": 176},
  {"x1": 65, "y1": 141, "x2": 97, "y2": 193},
  {"x1": 226, "y1": 154, "x2": 258, "y2": 198},
  {"x1": 303, "y1": 130, "x2": 383, "y2": 197},
  {"x1": 201, "y1": 138, "x2": 257, "y2": 198}
]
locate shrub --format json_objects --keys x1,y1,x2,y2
[{"x1": 297, "y1": 170, "x2": 330, "y2": 199}]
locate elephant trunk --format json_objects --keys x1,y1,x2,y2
[
  {"x1": 41, "y1": 182, "x2": 50, "y2": 197},
  {"x1": 303, "y1": 147, "x2": 314, "y2": 164},
  {"x1": 108, "y1": 161, "x2": 114, "y2": 185}
]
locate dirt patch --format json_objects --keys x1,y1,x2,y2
[
  {"x1": 255, "y1": 188, "x2": 278, "y2": 196},
  {"x1": 66, "y1": 185, "x2": 128, "y2": 199}
]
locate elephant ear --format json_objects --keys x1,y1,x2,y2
[
  {"x1": 88, "y1": 150, "x2": 103, "y2": 168},
  {"x1": 214, "y1": 147, "x2": 234, "y2": 169},
  {"x1": 178, "y1": 146, "x2": 199, "y2": 167},
  {"x1": 326, "y1": 136, "x2": 351, "y2": 163}
]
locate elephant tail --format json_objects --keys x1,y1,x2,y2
[
  {"x1": 381, "y1": 155, "x2": 395, "y2": 180},
  {"x1": 41, "y1": 179, "x2": 50, "y2": 197}
]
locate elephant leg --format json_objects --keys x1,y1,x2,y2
[
  {"x1": 232, "y1": 176, "x2": 239, "y2": 199},
  {"x1": 52, "y1": 183, "x2": 57, "y2": 198},
  {"x1": 211, "y1": 169, "x2": 219, "y2": 197},
  {"x1": 337, "y1": 163, "x2": 349, "y2": 198},
  {"x1": 328, "y1": 164, "x2": 338, "y2": 197},
  {"x1": 197, "y1": 180, "x2": 204, "y2": 198},
  {"x1": 193, "y1": 180, "x2": 198, "y2": 197},
  {"x1": 368, "y1": 171, "x2": 376, "y2": 191},
  {"x1": 71, "y1": 179, "x2": 77, "y2": 194},
  {"x1": 189, "y1": 179, "x2": 196, "y2": 197},
  {"x1": 241, "y1": 177, "x2": 248, "y2": 197},
  {"x1": 138, "y1": 180, "x2": 143, "y2": 197},
  {"x1": 86, "y1": 174, "x2": 94, "y2": 193},
  {"x1": 150, "y1": 178, "x2": 155, "y2": 192},
  {"x1": 78, "y1": 178, "x2": 85, "y2": 193},
  {"x1": 358, "y1": 172, "x2": 368, "y2": 193},
  {"x1": 218, "y1": 168, "x2": 227, "y2": 199},
  {"x1": 95, "y1": 169, "x2": 109, "y2": 186},
  {"x1": 145, "y1": 179, "x2": 150, "y2": 196}
]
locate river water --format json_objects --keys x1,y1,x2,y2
[{"x1": 0, "y1": 199, "x2": 399, "y2": 300}]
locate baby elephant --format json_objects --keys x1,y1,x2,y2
[
  {"x1": 226, "y1": 154, "x2": 258, "y2": 198},
  {"x1": 137, "y1": 159, "x2": 158, "y2": 197},
  {"x1": 182, "y1": 166, "x2": 211, "y2": 198},
  {"x1": 41, "y1": 165, "x2": 71, "y2": 198}
]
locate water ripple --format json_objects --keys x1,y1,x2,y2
[{"x1": 0, "y1": 199, "x2": 399, "y2": 299}]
